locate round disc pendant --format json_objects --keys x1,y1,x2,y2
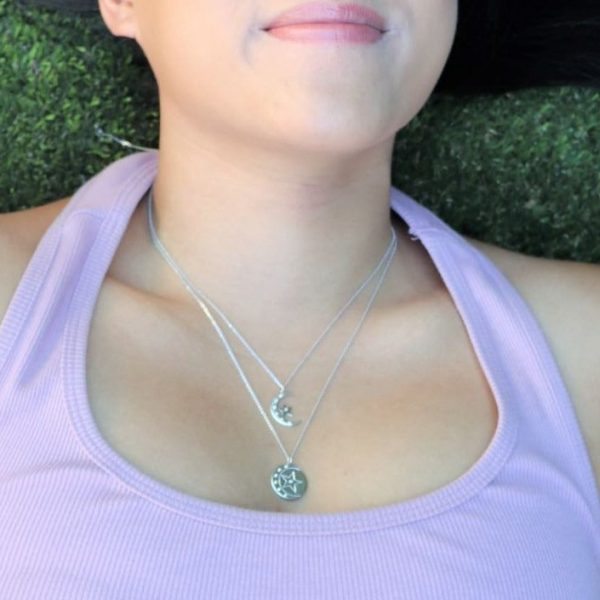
[{"x1": 270, "y1": 463, "x2": 308, "y2": 501}]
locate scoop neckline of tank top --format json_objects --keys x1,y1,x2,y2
[{"x1": 62, "y1": 151, "x2": 519, "y2": 535}]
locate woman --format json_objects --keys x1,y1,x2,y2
[{"x1": 0, "y1": 0, "x2": 599, "y2": 597}]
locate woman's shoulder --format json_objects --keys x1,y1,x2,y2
[
  {"x1": 0, "y1": 196, "x2": 71, "y2": 245},
  {"x1": 0, "y1": 196, "x2": 72, "y2": 325},
  {"x1": 464, "y1": 234, "x2": 600, "y2": 325},
  {"x1": 465, "y1": 234, "x2": 600, "y2": 493}
]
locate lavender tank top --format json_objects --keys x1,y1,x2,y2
[{"x1": 1, "y1": 151, "x2": 599, "y2": 598}]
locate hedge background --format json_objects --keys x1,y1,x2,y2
[{"x1": 1, "y1": 0, "x2": 599, "y2": 263}]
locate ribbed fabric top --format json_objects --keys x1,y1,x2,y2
[{"x1": 0, "y1": 150, "x2": 599, "y2": 599}]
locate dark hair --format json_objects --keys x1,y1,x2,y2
[
  {"x1": 15, "y1": 0, "x2": 600, "y2": 96},
  {"x1": 16, "y1": 0, "x2": 98, "y2": 11},
  {"x1": 439, "y1": 0, "x2": 600, "y2": 95}
]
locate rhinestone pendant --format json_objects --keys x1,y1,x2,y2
[
  {"x1": 270, "y1": 388, "x2": 301, "y2": 428},
  {"x1": 270, "y1": 462, "x2": 308, "y2": 501}
]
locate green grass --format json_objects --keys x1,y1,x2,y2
[{"x1": 1, "y1": 0, "x2": 599, "y2": 262}]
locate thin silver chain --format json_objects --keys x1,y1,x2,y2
[
  {"x1": 94, "y1": 124, "x2": 157, "y2": 152},
  {"x1": 147, "y1": 185, "x2": 396, "y2": 397},
  {"x1": 146, "y1": 184, "x2": 398, "y2": 465}
]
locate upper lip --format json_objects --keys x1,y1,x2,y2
[{"x1": 264, "y1": 2, "x2": 388, "y2": 32}]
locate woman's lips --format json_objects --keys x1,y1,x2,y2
[
  {"x1": 265, "y1": 22, "x2": 385, "y2": 44},
  {"x1": 264, "y1": 2, "x2": 388, "y2": 32}
]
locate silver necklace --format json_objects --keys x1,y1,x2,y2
[
  {"x1": 147, "y1": 184, "x2": 398, "y2": 501},
  {"x1": 147, "y1": 187, "x2": 396, "y2": 430}
]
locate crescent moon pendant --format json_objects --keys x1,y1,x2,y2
[{"x1": 270, "y1": 390, "x2": 301, "y2": 427}]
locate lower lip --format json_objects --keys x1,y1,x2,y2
[{"x1": 264, "y1": 23, "x2": 385, "y2": 44}]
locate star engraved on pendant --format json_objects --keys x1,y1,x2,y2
[{"x1": 281, "y1": 470, "x2": 303, "y2": 494}]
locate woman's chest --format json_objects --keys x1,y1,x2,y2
[{"x1": 84, "y1": 279, "x2": 499, "y2": 515}]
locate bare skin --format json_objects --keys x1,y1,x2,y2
[
  {"x1": 1, "y1": 0, "x2": 598, "y2": 513},
  {"x1": 95, "y1": 0, "x2": 461, "y2": 336},
  {"x1": 0, "y1": 197, "x2": 598, "y2": 513}
]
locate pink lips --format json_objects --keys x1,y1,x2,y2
[
  {"x1": 264, "y1": 2, "x2": 388, "y2": 33},
  {"x1": 266, "y1": 23, "x2": 384, "y2": 43}
]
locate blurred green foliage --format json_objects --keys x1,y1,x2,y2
[{"x1": 1, "y1": 0, "x2": 599, "y2": 262}]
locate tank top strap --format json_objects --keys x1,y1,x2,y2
[
  {"x1": 0, "y1": 151, "x2": 158, "y2": 383},
  {"x1": 390, "y1": 187, "x2": 600, "y2": 535}
]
